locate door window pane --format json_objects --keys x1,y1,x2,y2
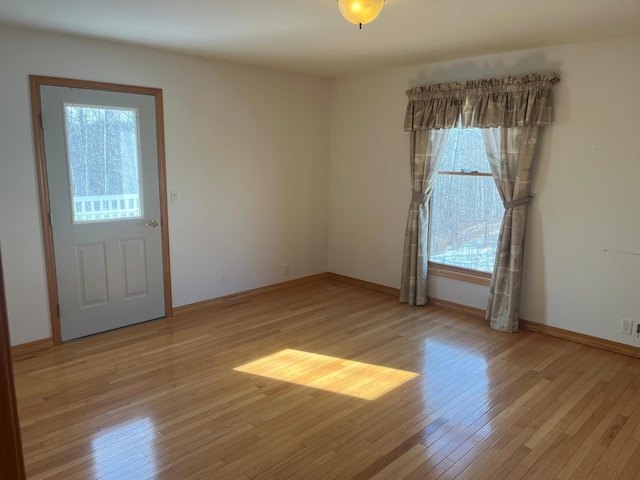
[{"x1": 64, "y1": 105, "x2": 143, "y2": 223}]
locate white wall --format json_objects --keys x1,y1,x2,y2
[
  {"x1": 329, "y1": 36, "x2": 640, "y2": 346},
  {"x1": 0, "y1": 26, "x2": 330, "y2": 345},
  {"x1": 3, "y1": 24, "x2": 638, "y2": 350}
]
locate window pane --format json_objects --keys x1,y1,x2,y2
[
  {"x1": 430, "y1": 174, "x2": 503, "y2": 273},
  {"x1": 430, "y1": 125, "x2": 504, "y2": 273},
  {"x1": 438, "y1": 127, "x2": 491, "y2": 173},
  {"x1": 64, "y1": 105, "x2": 142, "y2": 223}
]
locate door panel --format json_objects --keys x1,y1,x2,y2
[
  {"x1": 76, "y1": 242, "x2": 109, "y2": 307},
  {"x1": 40, "y1": 85, "x2": 165, "y2": 341},
  {"x1": 121, "y1": 238, "x2": 148, "y2": 298}
]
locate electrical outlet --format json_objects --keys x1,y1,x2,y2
[
  {"x1": 621, "y1": 318, "x2": 633, "y2": 335},
  {"x1": 283, "y1": 263, "x2": 290, "y2": 275}
]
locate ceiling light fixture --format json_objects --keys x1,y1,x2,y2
[{"x1": 337, "y1": 0, "x2": 385, "y2": 29}]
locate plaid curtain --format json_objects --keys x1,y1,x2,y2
[
  {"x1": 402, "y1": 73, "x2": 559, "y2": 331},
  {"x1": 399, "y1": 129, "x2": 451, "y2": 305}
]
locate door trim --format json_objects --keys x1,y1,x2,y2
[
  {"x1": 0, "y1": 247, "x2": 27, "y2": 480},
  {"x1": 29, "y1": 76, "x2": 173, "y2": 345}
]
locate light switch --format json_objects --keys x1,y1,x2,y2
[{"x1": 171, "y1": 191, "x2": 180, "y2": 204}]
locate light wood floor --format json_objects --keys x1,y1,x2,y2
[{"x1": 13, "y1": 279, "x2": 640, "y2": 479}]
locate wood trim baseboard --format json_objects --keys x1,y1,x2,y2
[
  {"x1": 10, "y1": 338, "x2": 54, "y2": 361},
  {"x1": 134, "y1": 270, "x2": 640, "y2": 360},
  {"x1": 328, "y1": 273, "x2": 640, "y2": 359},
  {"x1": 327, "y1": 273, "x2": 487, "y2": 320},
  {"x1": 426, "y1": 297, "x2": 486, "y2": 319},
  {"x1": 173, "y1": 273, "x2": 330, "y2": 316},
  {"x1": 519, "y1": 319, "x2": 640, "y2": 359},
  {"x1": 327, "y1": 273, "x2": 400, "y2": 297}
]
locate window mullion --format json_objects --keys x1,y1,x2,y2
[{"x1": 438, "y1": 171, "x2": 492, "y2": 176}]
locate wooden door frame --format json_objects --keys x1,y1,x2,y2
[
  {"x1": 0, "y1": 248, "x2": 27, "y2": 480},
  {"x1": 29, "y1": 76, "x2": 173, "y2": 345}
]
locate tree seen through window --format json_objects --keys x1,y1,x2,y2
[
  {"x1": 64, "y1": 105, "x2": 142, "y2": 222},
  {"x1": 429, "y1": 126, "x2": 504, "y2": 273}
]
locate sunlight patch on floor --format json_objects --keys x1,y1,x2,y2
[
  {"x1": 91, "y1": 417, "x2": 157, "y2": 479},
  {"x1": 234, "y1": 349, "x2": 419, "y2": 400}
]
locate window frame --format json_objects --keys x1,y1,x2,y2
[{"x1": 427, "y1": 260, "x2": 492, "y2": 286}]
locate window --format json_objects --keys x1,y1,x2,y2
[
  {"x1": 429, "y1": 126, "x2": 504, "y2": 274},
  {"x1": 64, "y1": 104, "x2": 143, "y2": 223}
]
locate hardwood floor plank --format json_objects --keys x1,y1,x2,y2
[
  {"x1": 552, "y1": 370, "x2": 638, "y2": 479},
  {"x1": 13, "y1": 279, "x2": 640, "y2": 479},
  {"x1": 618, "y1": 439, "x2": 640, "y2": 479}
]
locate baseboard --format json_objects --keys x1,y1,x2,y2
[
  {"x1": 328, "y1": 273, "x2": 640, "y2": 359},
  {"x1": 11, "y1": 337, "x2": 54, "y2": 360},
  {"x1": 13, "y1": 275, "x2": 638, "y2": 360},
  {"x1": 138, "y1": 270, "x2": 640, "y2": 359},
  {"x1": 519, "y1": 319, "x2": 640, "y2": 359},
  {"x1": 327, "y1": 273, "x2": 400, "y2": 297},
  {"x1": 426, "y1": 297, "x2": 486, "y2": 319},
  {"x1": 173, "y1": 273, "x2": 330, "y2": 316},
  {"x1": 327, "y1": 273, "x2": 486, "y2": 319}
]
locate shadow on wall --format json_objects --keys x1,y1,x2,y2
[{"x1": 406, "y1": 51, "x2": 564, "y2": 91}]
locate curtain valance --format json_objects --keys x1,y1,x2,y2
[{"x1": 404, "y1": 73, "x2": 560, "y2": 131}]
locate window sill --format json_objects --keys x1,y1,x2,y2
[{"x1": 428, "y1": 263, "x2": 491, "y2": 286}]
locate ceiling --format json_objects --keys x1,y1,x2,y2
[{"x1": 1, "y1": 0, "x2": 639, "y2": 77}]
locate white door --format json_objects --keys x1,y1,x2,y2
[{"x1": 40, "y1": 86, "x2": 166, "y2": 341}]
